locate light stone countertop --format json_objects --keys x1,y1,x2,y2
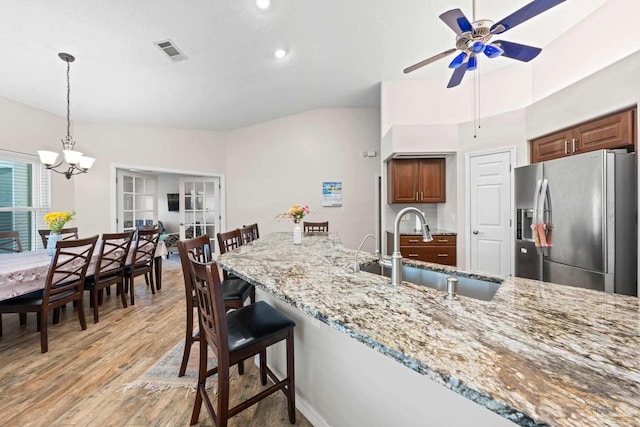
[{"x1": 217, "y1": 232, "x2": 640, "y2": 427}]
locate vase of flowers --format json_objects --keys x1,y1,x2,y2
[
  {"x1": 275, "y1": 204, "x2": 310, "y2": 245},
  {"x1": 44, "y1": 211, "x2": 75, "y2": 256}
]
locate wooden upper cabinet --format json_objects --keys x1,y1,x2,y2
[
  {"x1": 530, "y1": 108, "x2": 636, "y2": 163},
  {"x1": 530, "y1": 129, "x2": 573, "y2": 163},
  {"x1": 388, "y1": 159, "x2": 420, "y2": 203},
  {"x1": 388, "y1": 158, "x2": 446, "y2": 203},
  {"x1": 574, "y1": 110, "x2": 634, "y2": 153}
]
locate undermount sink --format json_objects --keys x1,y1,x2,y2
[{"x1": 360, "y1": 263, "x2": 502, "y2": 301}]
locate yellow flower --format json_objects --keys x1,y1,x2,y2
[{"x1": 44, "y1": 211, "x2": 76, "y2": 233}]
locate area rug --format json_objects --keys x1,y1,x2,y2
[{"x1": 121, "y1": 339, "x2": 236, "y2": 393}]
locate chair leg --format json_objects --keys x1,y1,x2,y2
[
  {"x1": 76, "y1": 296, "x2": 87, "y2": 331},
  {"x1": 260, "y1": 349, "x2": 267, "y2": 385},
  {"x1": 190, "y1": 339, "x2": 208, "y2": 425},
  {"x1": 179, "y1": 308, "x2": 194, "y2": 377},
  {"x1": 19, "y1": 313, "x2": 27, "y2": 325},
  {"x1": 40, "y1": 310, "x2": 48, "y2": 353},
  {"x1": 93, "y1": 288, "x2": 100, "y2": 323},
  {"x1": 118, "y1": 281, "x2": 128, "y2": 309},
  {"x1": 129, "y1": 276, "x2": 135, "y2": 306},
  {"x1": 250, "y1": 287, "x2": 256, "y2": 304},
  {"x1": 53, "y1": 308, "x2": 61, "y2": 324},
  {"x1": 148, "y1": 271, "x2": 156, "y2": 295},
  {"x1": 286, "y1": 329, "x2": 296, "y2": 424}
]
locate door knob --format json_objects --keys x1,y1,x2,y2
[{"x1": 472, "y1": 230, "x2": 480, "y2": 235}]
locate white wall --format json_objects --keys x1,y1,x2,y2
[
  {"x1": 224, "y1": 108, "x2": 380, "y2": 251},
  {"x1": 70, "y1": 122, "x2": 226, "y2": 237},
  {"x1": 0, "y1": 96, "x2": 75, "y2": 213}
]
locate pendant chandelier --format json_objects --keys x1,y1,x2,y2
[{"x1": 38, "y1": 52, "x2": 95, "y2": 179}]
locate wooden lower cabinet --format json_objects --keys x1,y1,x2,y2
[{"x1": 387, "y1": 233, "x2": 457, "y2": 266}]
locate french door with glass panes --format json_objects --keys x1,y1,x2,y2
[
  {"x1": 117, "y1": 170, "x2": 158, "y2": 232},
  {"x1": 179, "y1": 177, "x2": 220, "y2": 254}
]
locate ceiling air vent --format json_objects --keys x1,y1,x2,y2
[{"x1": 155, "y1": 39, "x2": 187, "y2": 62}]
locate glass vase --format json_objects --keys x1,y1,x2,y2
[{"x1": 46, "y1": 232, "x2": 62, "y2": 256}]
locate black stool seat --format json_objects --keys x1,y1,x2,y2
[
  {"x1": 227, "y1": 301, "x2": 295, "y2": 353},
  {"x1": 222, "y1": 278, "x2": 254, "y2": 304}
]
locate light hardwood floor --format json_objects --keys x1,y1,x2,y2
[{"x1": 0, "y1": 258, "x2": 313, "y2": 427}]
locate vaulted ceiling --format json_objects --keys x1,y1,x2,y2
[{"x1": 0, "y1": 0, "x2": 607, "y2": 131}]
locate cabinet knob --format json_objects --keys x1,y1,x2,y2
[{"x1": 472, "y1": 230, "x2": 480, "y2": 235}]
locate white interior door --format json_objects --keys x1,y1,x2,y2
[
  {"x1": 117, "y1": 170, "x2": 158, "y2": 232},
  {"x1": 179, "y1": 177, "x2": 220, "y2": 253},
  {"x1": 469, "y1": 151, "x2": 512, "y2": 276}
]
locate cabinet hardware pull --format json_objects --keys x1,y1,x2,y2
[
  {"x1": 564, "y1": 140, "x2": 568, "y2": 154},
  {"x1": 408, "y1": 253, "x2": 419, "y2": 257},
  {"x1": 572, "y1": 138, "x2": 577, "y2": 152},
  {"x1": 437, "y1": 254, "x2": 448, "y2": 257},
  {"x1": 415, "y1": 192, "x2": 419, "y2": 201},
  {"x1": 437, "y1": 239, "x2": 448, "y2": 242},
  {"x1": 420, "y1": 192, "x2": 423, "y2": 201},
  {"x1": 408, "y1": 239, "x2": 419, "y2": 243}
]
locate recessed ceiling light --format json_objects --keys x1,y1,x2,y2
[
  {"x1": 256, "y1": 0, "x2": 270, "y2": 9},
  {"x1": 274, "y1": 49, "x2": 287, "y2": 59}
]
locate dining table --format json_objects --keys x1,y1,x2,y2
[{"x1": 0, "y1": 240, "x2": 167, "y2": 301}]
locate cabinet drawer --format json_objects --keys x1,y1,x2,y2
[
  {"x1": 399, "y1": 235, "x2": 457, "y2": 246},
  {"x1": 400, "y1": 247, "x2": 457, "y2": 266}
]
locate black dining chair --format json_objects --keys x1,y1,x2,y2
[
  {"x1": 124, "y1": 227, "x2": 160, "y2": 306},
  {"x1": 84, "y1": 231, "x2": 134, "y2": 323},
  {"x1": 38, "y1": 227, "x2": 79, "y2": 247},
  {"x1": 0, "y1": 231, "x2": 22, "y2": 253},
  {"x1": 0, "y1": 236, "x2": 98, "y2": 353}
]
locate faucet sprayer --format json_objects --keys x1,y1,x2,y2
[{"x1": 352, "y1": 234, "x2": 377, "y2": 273}]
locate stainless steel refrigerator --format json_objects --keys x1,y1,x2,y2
[{"x1": 515, "y1": 149, "x2": 637, "y2": 296}]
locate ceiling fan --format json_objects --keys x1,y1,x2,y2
[{"x1": 404, "y1": 0, "x2": 566, "y2": 88}]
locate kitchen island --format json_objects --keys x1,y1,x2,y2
[{"x1": 217, "y1": 232, "x2": 640, "y2": 427}]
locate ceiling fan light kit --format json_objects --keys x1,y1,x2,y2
[{"x1": 403, "y1": 0, "x2": 566, "y2": 88}]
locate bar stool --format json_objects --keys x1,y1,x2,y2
[
  {"x1": 177, "y1": 235, "x2": 254, "y2": 377},
  {"x1": 187, "y1": 256, "x2": 296, "y2": 427}
]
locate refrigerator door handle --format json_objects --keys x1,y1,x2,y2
[
  {"x1": 532, "y1": 179, "x2": 543, "y2": 227},
  {"x1": 538, "y1": 179, "x2": 549, "y2": 222}
]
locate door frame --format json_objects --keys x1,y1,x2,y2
[
  {"x1": 110, "y1": 162, "x2": 226, "y2": 235},
  {"x1": 464, "y1": 146, "x2": 516, "y2": 275}
]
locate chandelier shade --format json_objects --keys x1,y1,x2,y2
[{"x1": 37, "y1": 52, "x2": 94, "y2": 179}]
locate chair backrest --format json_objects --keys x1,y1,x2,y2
[
  {"x1": 242, "y1": 223, "x2": 260, "y2": 240},
  {"x1": 188, "y1": 255, "x2": 229, "y2": 367},
  {"x1": 95, "y1": 231, "x2": 134, "y2": 283},
  {"x1": 177, "y1": 234, "x2": 212, "y2": 306},
  {"x1": 44, "y1": 235, "x2": 99, "y2": 303},
  {"x1": 38, "y1": 227, "x2": 79, "y2": 246},
  {"x1": 217, "y1": 229, "x2": 243, "y2": 255},
  {"x1": 0, "y1": 231, "x2": 22, "y2": 253},
  {"x1": 303, "y1": 221, "x2": 329, "y2": 233},
  {"x1": 239, "y1": 226, "x2": 257, "y2": 245},
  {"x1": 132, "y1": 227, "x2": 160, "y2": 267}
]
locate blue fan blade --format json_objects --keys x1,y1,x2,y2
[
  {"x1": 494, "y1": 40, "x2": 542, "y2": 62},
  {"x1": 447, "y1": 65, "x2": 467, "y2": 88},
  {"x1": 440, "y1": 9, "x2": 473, "y2": 35},
  {"x1": 491, "y1": 0, "x2": 566, "y2": 34}
]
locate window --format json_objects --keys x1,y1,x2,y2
[{"x1": 0, "y1": 150, "x2": 51, "y2": 251}]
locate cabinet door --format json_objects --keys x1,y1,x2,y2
[
  {"x1": 573, "y1": 109, "x2": 635, "y2": 153},
  {"x1": 530, "y1": 129, "x2": 573, "y2": 163},
  {"x1": 418, "y1": 159, "x2": 445, "y2": 202},
  {"x1": 388, "y1": 160, "x2": 419, "y2": 203}
]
